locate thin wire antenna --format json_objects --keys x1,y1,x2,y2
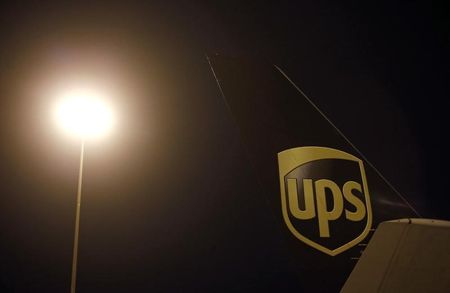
[
  {"x1": 274, "y1": 65, "x2": 421, "y2": 217},
  {"x1": 206, "y1": 53, "x2": 285, "y2": 232},
  {"x1": 205, "y1": 54, "x2": 233, "y2": 115}
]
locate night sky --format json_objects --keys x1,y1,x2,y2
[{"x1": 0, "y1": 1, "x2": 449, "y2": 292}]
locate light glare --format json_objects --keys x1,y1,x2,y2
[{"x1": 55, "y1": 88, "x2": 114, "y2": 139}]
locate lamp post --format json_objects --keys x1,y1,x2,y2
[
  {"x1": 70, "y1": 139, "x2": 84, "y2": 293},
  {"x1": 54, "y1": 88, "x2": 114, "y2": 293}
]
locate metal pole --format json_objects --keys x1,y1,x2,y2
[{"x1": 70, "y1": 140, "x2": 84, "y2": 293}]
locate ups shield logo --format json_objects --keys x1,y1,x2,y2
[{"x1": 278, "y1": 147, "x2": 372, "y2": 256}]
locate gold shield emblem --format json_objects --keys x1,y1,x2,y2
[{"x1": 278, "y1": 146, "x2": 372, "y2": 256}]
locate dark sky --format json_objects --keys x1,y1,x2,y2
[{"x1": 0, "y1": 1, "x2": 448, "y2": 292}]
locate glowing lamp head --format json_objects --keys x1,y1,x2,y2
[{"x1": 54, "y1": 88, "x2": 114, "y2": 139}]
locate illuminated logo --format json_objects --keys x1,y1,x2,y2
[{"x1": 278, "y1": 147, "x2": 372, "y2": 256}]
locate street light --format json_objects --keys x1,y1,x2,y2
[{"x1": 54, "y1": 87, "x2": 114, "y2": 293}]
